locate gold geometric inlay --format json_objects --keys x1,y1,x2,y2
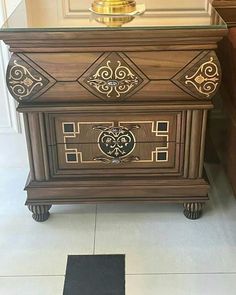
[
  {"x1": 63, "y1": 121, "x2": 114, "y2": 163},
  {"x1": 115, "y1": 121, "x2": 169, "y2": 163},
  {"x1": 22, "y1": 77, "x2": 34, "y2": 87},
  {"x1": 194, "y1": 74, "x2": 205, "y2": 85},
  {"x1": 62, "y1": 120, "x2": 170, "y2": 164}
]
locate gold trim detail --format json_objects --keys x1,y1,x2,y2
[
  {"x1": 87, "y1": 60, "x2": 139, "y2": 98},
  {"x1": 185, "y1": 57, "x2": 219, "y2": 98},
  {"x1": 8, "y1": 60, "x2": 44, "y2": 101},
  {"x1": 119, "y1": 121, "x2": 169, "y2": 162},
  {"x1": 62, "y1": 120, "x2": 169, "y2": 164},
  {"x1": 63, "y1": 121, "x2": 114, "y2": 163}
]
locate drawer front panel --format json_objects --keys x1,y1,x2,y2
[
  {"x1": 7, "y1": 50, "x2": 220, "y2": 103},
  {"x1": 53, "y1": 113, "x2": 181, "y2": 145},
  {"x1": 49, "y1": 141, "x2": 184, "y2": 176},
  {"x1": 47, "y1": 111, "x2": 186, "y2": 177}
]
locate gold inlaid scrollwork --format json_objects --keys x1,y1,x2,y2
[
  {"x1": 87, "y1": 60, "x2": 139, "y2": 98},
  {"x1": 62, "y1": 120, "x2": 170, "y2": 164},
  {"x1": 185, "y1": 57, "x2": 219, "y2": 98},
  {"x1": 8, "y1": 60, "x2": 44, "y2": 100}
]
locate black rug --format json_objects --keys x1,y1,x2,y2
[{"x1": 63, "y1": 255, "x2": 125, "y2": 295}]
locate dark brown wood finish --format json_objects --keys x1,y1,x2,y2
[
  {"x1": 0, "y1": 19, "x2": 227, "y2": 221},
  {"x1": 212, "y1": 0, "x2": 236, "y2": 195},
  {"x1": 6, "y1": 50, "x2": 220, "y2": 103},
  {"x1": 212, "y1": 0, "x2": 236, "y2": 26},
  {"x1": 0, "y1": 29, "x2": 227, "y2": 52}
]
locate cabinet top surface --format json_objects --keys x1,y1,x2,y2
[{"x1": 1, "y1": 0, "x2": 226, "y2": 32}]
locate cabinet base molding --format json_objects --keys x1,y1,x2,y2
[
  {"x1": 25, "y1": 182, "x2": 209, "y2": 203},
  {"x1": 25, "y1": 177, "x2": 209, "y2": 221}
]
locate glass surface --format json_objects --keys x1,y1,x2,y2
[{"x1": 1, "y1": 0, "x2": 226, "y2": 31}]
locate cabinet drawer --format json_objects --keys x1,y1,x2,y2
[
  {"x1": 7, "y1": 50, "x2": 220, "y2": 104},
  {"x1": 46, "y1": 111, "x2": 186, "y2": 177}
]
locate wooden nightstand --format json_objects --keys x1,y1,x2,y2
[{"x1": 0, "y1": 0, "x2": 227, "y2": 221}]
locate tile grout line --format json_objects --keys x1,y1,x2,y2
[
  {"x1": 126, "y1": 272, "x2": 236, "y2": 276},
  {"x1": 1, "y1": 272, "x2": 236, "y2": 279},
  {"x1": 93, "y1": 205, "x2": 98, "y2": 255},
  {"x1": 0, "y1": 275, "x2": 65, "y2": 278}
]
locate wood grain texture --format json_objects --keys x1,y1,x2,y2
[
  {"x1": 198, "y1": 110, "x2": 208, "y2": 177},
  {"x1": 183, "y1": 110, "x2": 208, "y2": 179},
  {"x1": 27, "y1": 113, "x2": 49, "y2": 181},
  {"x1": 25, "y1": 177, "x2": 209, "y2": 204},
  {"x1": 23, "y1": 113, "x2": 35, "y2": 181},
  {"x1": 33, "y1": 80, "x2": 197, "y2": 103},
  {"x1": 17, "y1": 102, "x2": 214, "y2": 113},
  {"x1": 129, "y1": 81, "x2": 194, "y2": 101},
  {"x1": 45, "y1": 111, "x2": 185, "y2": 176},
  {"x1": 25, "y1": 52, "x2": 102, "y2": 81},
  {"x1": 124, "y1": 51, "x2": 200, "y2": 80},
  {"x1": 0, "y1": 29, "x2": 227, "y2": 52}
]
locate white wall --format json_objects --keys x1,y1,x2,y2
[
  {"x1": 0, "y1": 0, "x2": 21, "y2": 133},
  {"x1": 4, "y1": 0, "x2": 21, "y2": 15},
  {"x1": 0, "y1": 0, "x2": 28, "y2": 168}
]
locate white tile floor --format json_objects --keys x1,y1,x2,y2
[{"x1": 0, "y1": 163, "x2": 236, "y2": 294}]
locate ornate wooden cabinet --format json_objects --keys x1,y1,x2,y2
[
  {"x1": 0, "y1": 0, "x2": 227, "y2": 221},
  {"x1": 212, "y1": 0, "x2": 236, "y2": 195}
]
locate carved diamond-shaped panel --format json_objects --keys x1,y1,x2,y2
[
  {"x1": 172, "y1": 51, "x2": 221, "y2": 100},
  {"x1": 6, "y1": 54, "x2": 56, "y2": 102},
  {"x1": 78, "y1": 52, "x2": 149, "y2": 101}
]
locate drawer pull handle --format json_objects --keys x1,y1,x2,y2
[
  {"x1": 93, "y1": 156, "x2": 140, "y2": 164},
  {"x1": 93, "y1": 125, "x2": 140, "y2": 132}
]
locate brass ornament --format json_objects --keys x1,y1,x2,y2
[
  {"x1": 185, "y1": 57, "x2": 219, "y2": 98},
  {"x1": 92, "y1": 0, "x2": 136, "y2": 14},
  {"x1": 94, "y1": 15, "x2": 134, "y2": 27}
]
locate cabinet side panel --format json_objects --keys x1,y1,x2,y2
[
  {"x1": 39, "y1": 113, "x2": 50, "y2": 180},
  {"x1": 184, "y1": 110, "x2": 192, "y2": 178},
  {"x1": 188, "y1": 110, "x2": 204, "y2": 178},
  {"x1": 28, "y1": 112, "x2": 49, "y2": 181},
  {"x1": 198, "y1": 110, "x2": 208, "y2": 177},
  {"x1": 23, "y1": 113, "x2": 35, "y2": 180}
]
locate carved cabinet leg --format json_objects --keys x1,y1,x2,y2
[
  {"x1": 28, "y1": 205, "x2": 52, "y2": 222},
  {"x1": 183, "y1": 202, "x2": 205, "y2": 220}
]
